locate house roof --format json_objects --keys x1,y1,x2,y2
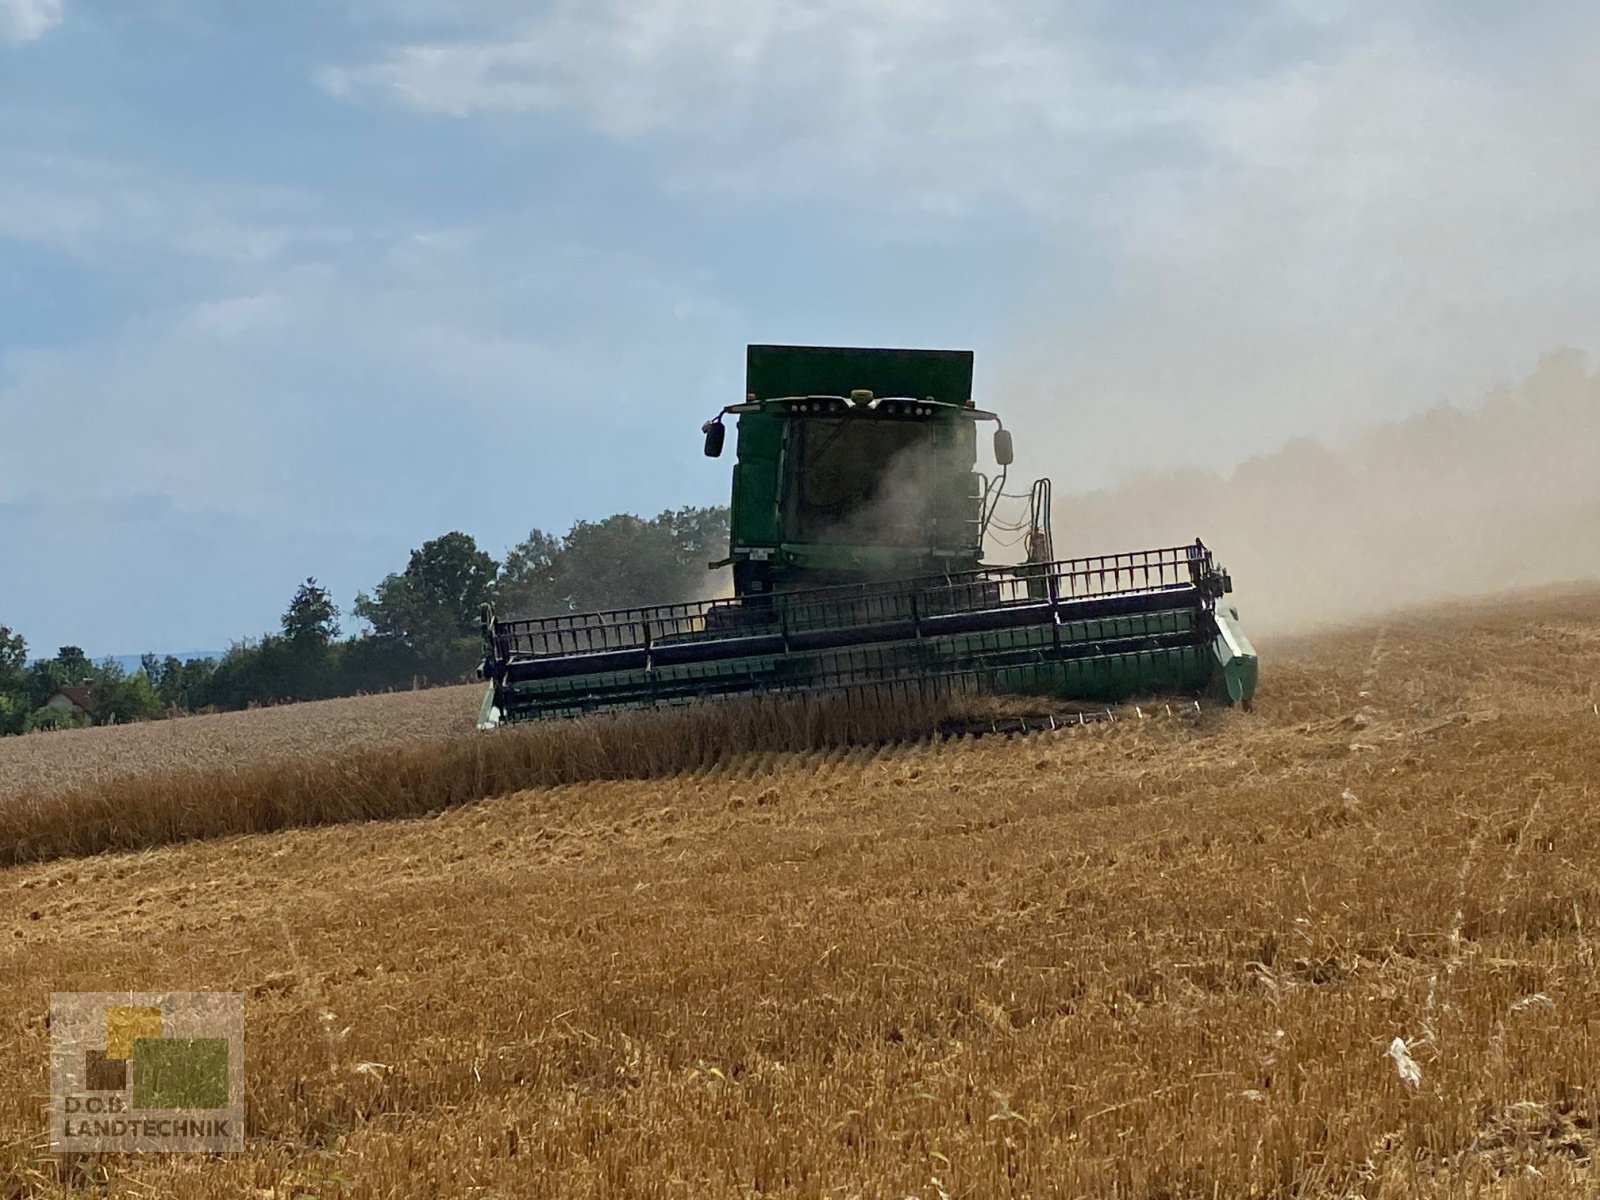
[{"x1": 50, "y1": 685, "x2": 98, "y2": 714}]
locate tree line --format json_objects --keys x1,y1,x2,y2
[{"x1": 0, "y1": 507, "x2": 728, "y2": 736}]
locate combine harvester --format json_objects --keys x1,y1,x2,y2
[{"x1": 479, "y1": 345, "x2": 1256, "y2": 727}]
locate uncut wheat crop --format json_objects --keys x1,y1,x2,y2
[
  {"x1": 3, "y1": 586, "x2": 1599, "y2": 1198},
  {"x1": 0, "y1": 683, "x2": 483, "y2": 799}
]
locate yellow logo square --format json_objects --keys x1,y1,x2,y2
[{"x1": 105, "y1": 1006, "x2": 162, "y2": 1061}]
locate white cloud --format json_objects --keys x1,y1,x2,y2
[
  {"x1": 0, "y1": 153, "x2": 329, "y2": 270},
  {"x1": 317, "y1": 0, "x2": 1200, "y2": 217},
  {"x1": 180, "y1": 292, "x2": 292, "y2": 340},
  {"x1": 0, "y1": 0, "x2": 63, "y2": 43}
]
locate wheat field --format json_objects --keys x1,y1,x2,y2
[
  {"x1": 3, "y1": 588, "x2": 1599, "y2": 1197},
  {"x1": 0, "y1": 684, "x2": 484, "y2": 800}
]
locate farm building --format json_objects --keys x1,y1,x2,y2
[{"x1": 42, "y1": 686, "x2": 98, "y2": 723}]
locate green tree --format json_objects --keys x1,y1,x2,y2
[
  {"x1": 499, "y1": 507, "x2": 728, "y2": 617},
  {"x1": 0, "y1": 626, "x2": 27, "y2": 734},
  {"x1": 282, "y1": 578, "x2": 341, "y2": 647},
  {"x1": 405, "y1": 532, "x2": 499, "y2": 635},
  {"x1": 0, "y1": 626, "x2": 25, "y2": 678},
  {"x1": 177, "y1": 657, "x2": 218, "y2": 710},
  {"x1": 54, "y1": 646, "x2": 91, "y2": 683},
  {"x1": 0, "y1": 693, "x2": 27, "y2": 736},
  {"x1": 91, "y1": 661, "x2": 161, "y2": 725},
  {"x1": 497, "y1": 528, "x2": 561, "y2": 614},
  {"x1": 336, "y1": 633, "x2": 417, "y2": 694},
  {"x1": 662, "y1": 505, "x2": 729, "y2": 566},
  {"x1": 140, "y1": 653, "x2": 217, "y2": 712},
  {"x1": 275, "y1": 578, "x2": 342, "y2": 701},
  {"x1": 355, "y1": 532, "x2": 499, "y2": 682}
]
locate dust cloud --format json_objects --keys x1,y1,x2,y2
[
  {"x1": 1041, "y1": 350, "x2": 1600, "y2": 634},
  {"x1": 978, "y1": 11, "x2": 1600, "y2": 635},
  {"x1": 812, "y1": 439, "x2": 951, "y2": 550},
  {"x1": 692, "y1": 565, "x2": 736, "y2": 605}
]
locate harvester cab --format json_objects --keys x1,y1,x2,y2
[
  {"x1": 701, "y1": 345, "x2": 1021, "y2": 598},
  {"x1": 478, "y1": 345, "x2": 1257, "y2": 727}
]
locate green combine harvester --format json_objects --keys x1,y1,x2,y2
[{"x1": 478, "y1": 345, "x2": 1257, "y2": 727}]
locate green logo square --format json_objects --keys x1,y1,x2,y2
[{"x1": 131, "y1": 1038, "x2": 229, "y2": 1109}]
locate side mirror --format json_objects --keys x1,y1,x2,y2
[
  {"x1": 702, "y1": 419, "x2": 725, "y2": 458},
  {"x1": 993, "y1": 428, "x2": 1014, "y2": 466}
]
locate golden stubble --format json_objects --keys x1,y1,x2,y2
[{"x1": 2, "y1": 586, "x2": 1598, "y2": 1197}]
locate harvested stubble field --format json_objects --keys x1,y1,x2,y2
[{"x1": 4, "y1": 588, "x2": 1600, "y2": 1198}]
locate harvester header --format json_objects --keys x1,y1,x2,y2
[{"x1": 478, "y1": 344, "x2": 1257, "y2": 727}]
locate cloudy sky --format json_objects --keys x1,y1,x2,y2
[{"x1": 2, "y1": 0, "x2": 1596, "y2": 654}]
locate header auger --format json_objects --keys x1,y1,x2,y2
[{"x1": 478, "y1": 345, "x2": 1257, "y2": 727}]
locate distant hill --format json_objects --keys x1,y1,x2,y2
[{"x1": 105, "y1": 650, "x2": 224, "y2": 676}]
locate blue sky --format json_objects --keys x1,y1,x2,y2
[{"x1": 2, "y1": 0, "x2": 1597, "y2": 654}]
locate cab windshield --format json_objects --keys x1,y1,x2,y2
[{"x1": 782, "y1": 416, "x2": 974, "y2": 548}]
